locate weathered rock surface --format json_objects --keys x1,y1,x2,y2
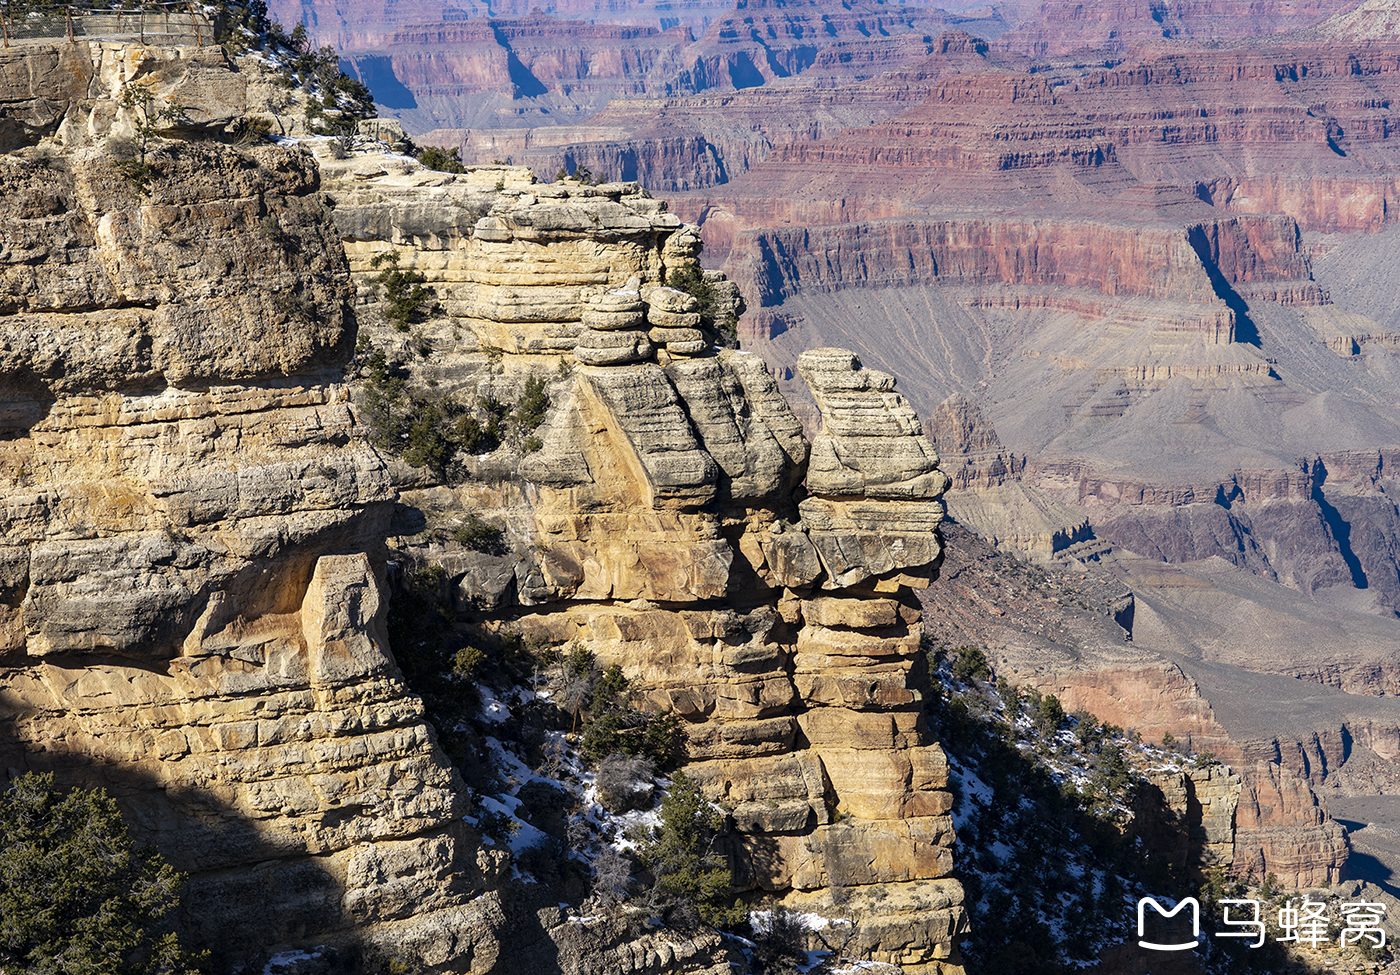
[
  {"x1": 0, "y1": 30, "x2": 973, "y2": 968},
  {"x1": 919, "y1": 522, "x2": 1365, "y2": 888},
  {"x1": 0, "y1": 53, "x2": 505, "y2": 964},
  {"x1": 318, "y1": 151, "x2": 966, "y2": 969}
]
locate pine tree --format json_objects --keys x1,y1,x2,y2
[
  {"x1": 0, "y1": 772, "x2": 204, "y2": 974},
  {"x1": 638, "y1": 772, "x2": 741, "y2": 928}
]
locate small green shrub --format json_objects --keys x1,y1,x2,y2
[
  {"x1": 370, "y1": 251, "x2": 434, "y2": 330},
  {"x1": 638, "y1": 772, "x2": 741, "y2": 929},
  {"x1": 567, "y1": 643, "x2": 596, "y2": 677},
  {"x1": 0, "y1": 773, "x2": 206, "y2": 975},
  {"x1": 453, "y1": 514, "x2": 506, "y2": 555},
  {"x1": 950, "y1": 645, "x2": 992, "y2": 683},
  {"x1": 402, "y1": 397, "x2": 455, "y2": 470},
  {"x1": 453, "y1": 645, "x2": 485, "y2": 678},
  {"x1": 514, "y1": 374, "x2": 550, "y2": 430},
  {"x1": 360, "y1": 349, "x2": 408, "y2": 451},
  {"x1": 419, "y1": 145, "x2": 466, "y2": 173},
  {"x1": 1028, "y1": 689, "x2": 1065, "y2": 737},
  {"x1": 455, "y1": 415, "x2": 492, "y2": 454},
  {"x1": 580, "y1": 666, "x2": 685, "y2": 769}
]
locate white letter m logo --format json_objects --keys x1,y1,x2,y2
[{"x1": 1138, "y1": 897, "x2": 1200, "y2": 951}]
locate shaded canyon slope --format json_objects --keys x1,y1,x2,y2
[{"x1": 650, "y1": 10, "x2": 1400, "y2": 897}]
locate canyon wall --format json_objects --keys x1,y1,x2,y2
[
  {"x1": 0, "y1": 40, "x2": 971, "y2": 972},
  {"x1": 324, "y1": 154, "x2": 969, "y2": 970},
  {"x1": 0, "y1": 49, "x2": 497, "y2": 960}
]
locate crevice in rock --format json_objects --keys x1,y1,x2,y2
[
  {"x1": 1312, "y1": 457, "x2": 1368, "y2": 590},
  {"x1": 1186, "y1": 223, "x2": 1261, "y2": 347}
]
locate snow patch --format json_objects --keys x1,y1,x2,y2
[
  {"x1": 260, "y1": 949, "x2": 323, "y2": 975},
  {"x1": 478, "y1": 687, "x2": 510, "y2": 724}
]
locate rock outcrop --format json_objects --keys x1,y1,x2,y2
[
  {"x1": 0, "y1": 81, "x2": 501, "y2": 964},
  {"x1": 316, "y1": 142, "x2": 967, "y2": 968},
  {"x1": 0, "y1": 37, "x2": 967, "y2": 972},
  {"x1": 1136, "y1": 764, "x2": 1242, "y2": 879}
]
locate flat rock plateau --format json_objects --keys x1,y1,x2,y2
[{"x1": 268, "y1": 0, "x2": 1400, "y2": 940}]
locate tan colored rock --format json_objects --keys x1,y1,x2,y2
[
  {"x1": 685, "y1": 717, "x2": 799, "y2": 759},
  {"x1": 648, "y1": 308, "x2": 704, "y2": 329},
  {"x1": 647, "y1": 285, "x2": 700, "y2": 313},
  {"x1": 667, "y1": 338, "x2": 711, "y2": 356},
  {"x1": 665, "y1": 356, "x2": 804, "y2": 501},
  {"x1": 800, "y1": 496, "x2": 947, "y2": 589},
  {"x1": 794, "y1": 665, "x2": 924, "y2": 711},
  {"x1": 582, "y1": 308, "x2": 647, "y2": 330},
  {"x1": 819, "y1": 745, "x2": 952, "y2": 820},
  {"x1": 798, "y1": 708, "x2": 927, "y2": 749},
  {"x1": 799, "y1": 347, "x2": 950, "y2": 499},
  {"x1": 760, "y1": 527, "x2": 824, "y2": 587},
  {"x1": 688, "y1": 751, "x2": 832, "y2": 830},
  {"x1": 730, "y1": 817, "x2": 957, "y2": 892},
  {"x1": 649, "y1": 326, "x2": 706, "y2": 345},
  {"x1": 582, "y1": 365, "x2": 720, "y2": 504},
  {"x1": 803, "y1": 594, "x2": 913, "y2": 628},
  {"x1": 575, "y1": 328, "x2": 654, "y2": 365}
]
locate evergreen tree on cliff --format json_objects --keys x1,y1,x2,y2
[{"x1": 0, "y1": 772, "x2": 204, "y2": 975}]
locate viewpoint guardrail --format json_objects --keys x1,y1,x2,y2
[{"x1": 0, "y1": 3, "x2": 216, "y2": 47}]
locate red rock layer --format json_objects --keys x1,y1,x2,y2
[
  {"x1": 339, "y1": 18, "x2": 691, "y2": 98},
  {"x1": 720, "y1": 213, "x2": 1310, "y2": 318},
  {"x1": 996, "y1": 0, "x2": 1360, "y2": 56}
]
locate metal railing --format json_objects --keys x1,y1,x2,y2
[{"x1": 0, "y1": 3, "x2": 215, "y2": 47}]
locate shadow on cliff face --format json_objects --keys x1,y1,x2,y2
[
  {"x1": 0, "y1": 676, "x2": 464, "y2": 975},
  {"x1": 1335, "y1": 817, "x2": 1400, "y2": 899},
  {"x1": 0, "y1": 371, "x2": 56, "y2": 439},
  {"x1": 339, "y1": 55, "x2": 418, "y2": 111},
  {"x1": 1185, "y1": 224, "x2": 1261, "y2": 347}
]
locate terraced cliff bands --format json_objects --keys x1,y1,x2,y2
[
  {"x1": 0, "y1": 123, "x2": 495, "y2": 962},
  {"x1": 321, "y1": 149, "x2": 967, "y2": 969},
  {"x1": 0, "y1": 37, "x2": 973, "y2": 972}
]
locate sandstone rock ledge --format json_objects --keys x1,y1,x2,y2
[{"x1": 0, "y1": 128, "x2": 512, "y2": 963}]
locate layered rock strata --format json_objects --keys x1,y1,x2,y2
[
  {"x1": 0, "y1": 123, "x2": 500, "y2": 961},
  {"x1": 0, "y1": 35, "x2": 972, "y2": 970},
  {"x1": 920, "y1": 522, "x2": 1357, "y2": 889},
  {"x1": 320, "y1": 143, "x2": 967, "y2": 968}
]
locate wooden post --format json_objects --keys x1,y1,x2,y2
[
  {"x1": 2, "y1": 5, "x2": 9, "y2": 49},
  {"x1": 66, "y1": 5, "x2": 74, "y2": 43},
  {"x1": 188, "y1": 2, "x2": 199, "y2": 45}
]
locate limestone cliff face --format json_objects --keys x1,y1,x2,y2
[
  {"x1": 0, "y1": 39, "x2": 322, "y2": 150},
  {"x1": 0, "y1": 108, "x2": 497, "y2": 966},
  {"x1": 320, "y1": 152, "x2": 966, "y2": 970},
  {"x1": 0, "y1": 38, "x2": 966, "y2": 972}
]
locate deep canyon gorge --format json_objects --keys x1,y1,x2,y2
[{"x1": 8, "y1": 0, "x2": 1400, "y2": 972}]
